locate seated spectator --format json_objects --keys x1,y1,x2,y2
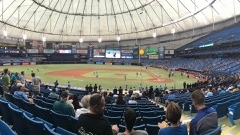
[
  {"x1": 230, "y1": 85, "x2": 239, "y2": 93},
  {"x1": 205, "y1": 88, "x2": 213, "y2": 97},
  {"x1": 53, "y1": 91, "x2": 75, "y2": 117},
  {"x1": 128, "y1": 96, "x2": 137, "y2": 104},
  {"x1": 78, "y1": 93, "x2": 119, "y2": 135},
  {"x1": 116, "y1": 94, "x2": 126, "y2": 105},
  {"x1": 48, "y1": 88, "x2": 59, "y2": 99},
  {"x1": 134, "y1": 93, "x2": 141, "y2": 100},
  {"x1": 117, "y1": 107, "x2": 148, "y2": 135},
  {"x1": 189, "y1": 90, "x2": 218, "y2": 135},
  {"x1": 103, "y1": 91, "x2": 112, "y2": 104},
  {"x1": 69, "y1": 94, "x2": 81, "y2": 110},
  {"x1": 14, "y1": 86, "x2": 34, "y2": 103},
  {"x1": 158, "y1": 102, "x2": 187, "y2": 135},
  {"x1": 75, "y1": 95, "x2": 90, "y2": 118},
  {"x1": 10, "y1": 81, "x2": 21, "y2": 95}
]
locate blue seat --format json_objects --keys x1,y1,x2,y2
[
  {"x1": 35, "y1": 104, "x2": 51, "y2": 122},
  {"x1": 69, "y1": 116, "x2": 78, "y2": 134},
  {"x1": 103, "y1": 115, "x2": 122, "y2": 125},
  {"x1": 0, "y1": 98, "x2": 13, "y2": 124},
  {"x1": 138, "y1": 107, "x2": 152, "y2": 112},
  {"x1": 42, "y1": 101, "x2": 53, "y2": 109},
  {"x1": 8, "y1": 103, "x2": 26, "y2": 135},
  {"x1": 118, "y1": 124, "x2": 145, "y2": 132},
  {"x1": 5, "y1": 93, "x2": 14, "y2": 103},
  {"x1": 23, "y1": 100, "x2": 35, "y2": 115},
  {"x1": 142, "y1": 115, "x2": 163, "y2": 125},
  {"x1": 23, "y1": 112, "x2": 46, "y2": 135},
  {"x1": 146, "y1": 124, "x2": 159, "y2": 135},
  {"x1": 50, "y1": 110, "x2": 71, "y2": 131},
  {"x1": 228, "y1": 102, "x2": 240, "y2": 125},
  {"x1": 33, "y1": 98, "x2": 43, "y2": 106},
  {"x1": 0, "y1": 119, "x2": 16, "y2": 135},
  {"x1": 198, "y1": 124, "x2": 222, "y2": 135},
  {"x1": 213, "y1": 101, "x2": 229, "y2": 118},
  {"x1": 12, "y1": 96, "x2": 24, "y2": 109},
  {"x1": 44, "y1": 123, "x2": 76, "y2": 135},
  {"x1": 140, "y1": 110, "x2": 156, "y2": 117},
  {"x1": 107, "y1": 110, "x2": 123, "y2": 117}
]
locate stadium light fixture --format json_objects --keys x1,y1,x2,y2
[
  {"x1": 116, "y1": 36, "x2": 120, "y2": 41},
  {"x1": 23, "y1": 34, "x2": 27, "y2": 40},
  {"x1": 79, "y1": 37, "x2": 83, "y2": 43},
  {"x1": 98, "y1": 37, "x2": 102, "y2": 43},
  {"x1": 42, "y1": 36, "x2": 46, "y2": 42},
  {"x1": 152, "y1": 32, "x2": 157, "y2": 38},
  {"x1": 3, "y1": 30, "x2": 7, "y2": 37},
  {"x1": 171, "y1": 28, "x2": 175, "y2": 34}
]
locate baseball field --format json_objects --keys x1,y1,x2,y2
[{"x1": 3, "y1": 64, "x2": 198, "y2": 90}]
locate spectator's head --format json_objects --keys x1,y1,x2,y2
[
  {"x1": 52, "y1": 88, "x2": 56, "y2": 93},
  {"x1": 123, "y1": 107, "x2": 136, "y2": 132},
  {"x1": 191, "y1": 90, "x2": 205, "y2": 110},
  {"x1": 61, "y1": 91, "x2": 69, "y2": 101},
  {"x1": 89, "y1": 93, "x2": 105, "y2": 117},
  {"x1": 166, "y1": 102, "x2": 182, "y2": 125},
  {"x1": 31, "y1": 73, "x2": 35, "y2": 77},
  {"x1": 81, "y1": 95, "x2": 91, "y2": 109},
  {"x1": 21, "y1": 71, "x2": 24, "y2": 75},
  {"x1": 3, "y1": 68, "x2": 8, "y2": 74}
]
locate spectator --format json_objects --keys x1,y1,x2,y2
[
  {"x1": 31, "y1": 73, "x2": 41, "y2": 98},
  {"x1": 158, "y1": 102, "x2": 187, "y2": 135},
  {"x1": 67, "y1": 81, "x2": 71, "y2": 89},
  {"x1": 53, "y1": 91, "x2": 75, "y2": 117},
  {"x1": 117, "y1": 107, "x2": 148, "y2": 135},
  {"x1": 48, "y1": 88, "x2": 59, "y2": 99},
  {"x1": 14, "y1": 86, "x2": 34, "y2": 103},
  {"x1": 128, "y1": 96, "x2": 137, "y2": 104},
  {"x1": 54, "y1": 80, "x2": 59, "y2": 88},
  {"x1": 75, "y1": 95, "x2": 90, "y2": 118},
  {"x1": 77, "y1": 93, "x2": 119, "y2": 135},
  {"x1": 205, "y1": 88, "x2": 213, "y2": 97},
  {"x1": 19, "y1": 71, "x2": 25, "y2": 86},
  {"x1": 116, "y1": 94, "x2": 126, "y2": 105},
  {"x1": 69, "y1": 94, "x2": 81, "y2": 110},
  {"x1": 189, "y1": 90, "x2": 218, "y2": 135},
  {"x1": 2, "y1": 68, "x2": 10, "y2": 97}
]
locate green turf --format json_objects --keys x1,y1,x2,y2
[{"x1": 2, "y1": 64, "x2": 197, "y2": 90}]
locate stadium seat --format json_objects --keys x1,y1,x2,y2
[
  {"x1": 0, "y1": 98, "x2": 13, "y2": 124},
  {"x1": 69, "y1": 116, "x2": 78, "y2": 134},
  {"x1": 103, "y1": 115, "x2": 122, "y2": 125},
  {"x1": 228, "y1": 102, "x2": 240, "y2": 125},
  {"x1": 50, "y1": 110, "x2": 71, "y2": 131},
  {"x1": 42, "y1": 101, "x2": 53, "y2": 110},
  {"x1": 213, "y1": 101, "x2": 229, "y2": 118},
  {"x1": 0, "y1": 119, "x2": 16, "y2": 135},
  {"x1": 5, "y1": 92, "x2": 14, "y2": 103},
  {"x1": 33, "y1": 98, "x2": 43, "y2": 107},
  {"x1": 146, "y1": 124, "x2": 159, "y2": 135},
  {"x1": 12, "y1": 95, "x2": 24, "y2": 109},
  {"x1": 197, "y1": 124, "x2": 222, "y2": 135},
  {"x1": 23, "y1": 112, "x2": 46, "y2": 135},
  {"x1": 107, "y1": 110, "x2": 124, "y2": 117},
  {"x1": 44, "y1": 123, "x2": 76, "y2": 135},
  {"x1": 8, "y1": 103, "x2": 26, "y2": 135},
  {"x1": 35, "y1": 104, "x2": 51, "y2": 122},
  {"x1": 118, "y1": 124, "x2": 145, "y2": 132},
  {"x1": 142, "y1": 115, "x2": 162, "y2": 125},
  {"x1": 22, "y1": 99, "x2": 35, "y2": 115},
  {"x1": 140, "y1": 110, "x2": 156, "y2": 117}
]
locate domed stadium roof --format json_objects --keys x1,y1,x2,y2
[{"x1": 0, "y1": 0, "x2": 239, "y2": 42}]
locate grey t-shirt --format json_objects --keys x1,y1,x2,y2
[{"x1": 117, "y1": 130, "x2": 148, "y2": 135}]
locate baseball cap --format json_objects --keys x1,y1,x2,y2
[{"x1": 61, "y1": 91, "x2": 68, "y2": 98}]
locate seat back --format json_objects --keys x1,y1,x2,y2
[
  {"x1": 103, "y1": 115, "x2": 122, "y2": 125},
  {"x1": 12, "y1": 96, "x2": 24, "y2": 108},
  {"x1": 23, "y1": 100, "x2": 35, "y2": 115},
  {"x1": 0, "y1": 119, "x2": 15, "y2": 135},
  {"x1": 5, "y1": 93, "x2": 14, "y2": 103},
  {"x1": 55, "y1": 127, "x2": 76, "y2": 135},
  {"x1": 35, "y1": 104, "x2": 51, "y2": 122},
  {"x1": 8, "y1": 103, "x2": 26, "y2": 135},
  {"x1": 142, "y1": 116, "x2": 162, "y2": 125},
  {"x1": 199, "y1": 124, "x2": 222, "y2": 135},
  {"x1": 146, "y1": 124, "x2": 159, "y2": 135},
  {"x1": 23, "y1": 112, "x2": 45, "y2": 135},
  {"x1": 0, "y1": 99, "x2": 13, "y2": 124},
  {"x1": 216, "y1": 101, "x2": 228, "y2": 118},
  {"x1": 50, "y1": 110, "x2": 71, "y2": 131}
]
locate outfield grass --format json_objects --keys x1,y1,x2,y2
[{"x1": 2, "y1": 64, "x2": 198, "y2": 90}]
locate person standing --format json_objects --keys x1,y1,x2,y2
[
  {"x1": 67, "y1": 81, "x2": 71, "y2": 89},
  {"x1": 19, "y1": 71, "x2": 25, "y2": 86},
  {"x1": 31, "y1": 73, "x2": 41, "y2": 97},
  {"x1": 2, "y1": 68, "x2": 10, "y2": 97}
]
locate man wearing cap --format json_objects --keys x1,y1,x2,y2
[
  {"x1": 53, "y1": 91, "x2": 75, "y2": 117},
  {"x1": 77, "y1": 93, "x2": 119, "y2": 135}
]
